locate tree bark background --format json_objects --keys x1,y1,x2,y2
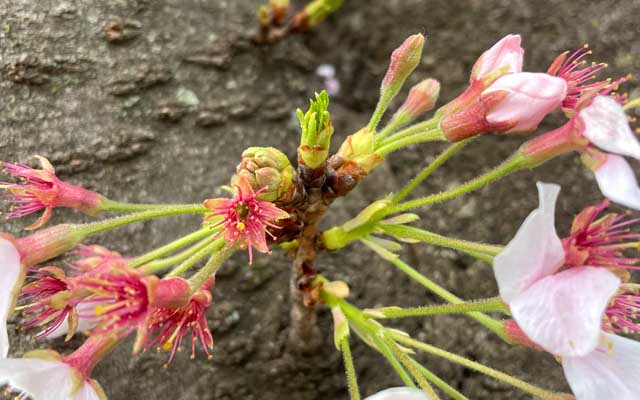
[{"x1": 1, "y1": 0, "x2": 639, "y2": 399}]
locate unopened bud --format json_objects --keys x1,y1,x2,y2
[
  {"x1": 298, "y1": 91, "x2": 334, "y2": 169},
  {"x1": 397, "y1": 79, "x2": 440, "y2": 121},
  {"x1": 369, "y1": 34, "x2": 425, "y2": 131},
  {"x1": 381, "y1": 34, "x2": 425, "y2": 96},
  {"x1": 234, "y1": 147, "x2": 303, "y2": 205}
]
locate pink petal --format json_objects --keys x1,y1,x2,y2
[
  {"x1": 562, "y1": 333, "x2": 640, "y2": 400},
  {"x1": 0, "y1": 238, "x2": 22, "y2": 358},
  {"x1": 511, "y1": 267, "x2": 620, "y2": 357},
  {"x1": 470, "y1": 34, "x2": 524, "y2": 81},
  {"x1": 579, "y1": 96, "x2": 640, "y2": 160},
  {"x1": 365, "y1": 387, "x2": 435, "y2": 400},
  {"x1": 493, "y1": 182, "x2": 565, "y2": 303},
  {"x1": 593, "y1": 154, "x2": 640, "y2": 210},
  {"x1": 484, "y1": 72, "x2": 567, "y2": 132}
]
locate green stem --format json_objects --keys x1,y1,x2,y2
[
  {"x1": 371, "y1": 334, "x2": 417, "y2": 388},
  {"x1": 374, "y1": 129, "x2": 445, "y2": 157},
  {"x1": 393, "y1": 140, "x2": 470, "y2": 204},
  {"x1": 187, "y1": 246, "x2": 234, "y2": 291},
  {"x1": 74, "y1": 204, "x2": 209, "y2": 239},
  {"x1": 340, "y1": 337, "x2": 361, "y2": 400},
  {"x1": 387, "y1": 152, "x2": 527, "y2": 215},
  {"x1": 98, "y1": 199, "x2": 200, "y2": 213},
  {"x1": 323, "y1": 290, "x2": 417, "y2": 389},
  {"x1": 377, "y1": 118, "x2": 439, "y2": 147},
  {"x1": 361, "y1": 239, "x2": 508, "y2": 341},
  {"x1": 167, "y1": 238, "x2": 226, "y2": 278},
  {"x1": 366, "y1": 297, "x2": 506, "y2": 319},
  {"x1": 391, "y1": 333, "x2": 571, "y2": 400},
  {"x1": 380, "y1": 224, "x2": 502, "y2": 261},
  {"x1": 382, "y1": 334, "x2": 441, "y2": 399},
  {"x1": 139, "y1": 237, "x2": 218, "y2": 275},
  {"x1": 376, "y1": 111, "x2": 422, "y2": 140},
  {"x1": 368, "y1": 92, "x2": 394, "y2": 132},
  {"x1": 408, "y1": 358, "x2": 469, "y2": 400},
  {"x1": 129, "y1": 227, "x2": 213, "y2": 268}
]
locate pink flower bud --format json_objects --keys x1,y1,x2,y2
[
  {"x1": 470, "y1": 34, "x2": 524, "y2": 82},
  {"x1": 396, "y1": 78, "x2": 440, "y2": 120},
  {"x1": 381, "y1": 34, "x2": 425, "y2": 93}
]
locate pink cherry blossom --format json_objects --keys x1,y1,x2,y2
[
  {"x1": 470, "y1": 34, "x2": 524, "y2": 82},
  {"x1": 0, "y1": 156, "x2": 102, "y2": 230},
  {"x1": 204, "y1": 175, "x2": 289, "y2": 264},
  {"x1": 494, "y1": 183, "x2": 621, "y2": 357}
]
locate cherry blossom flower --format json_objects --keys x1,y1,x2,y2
[
  {"x1": 494, "y1": 182, "x2": 621, "y2": 357},
  {"x1": 0, "y1": 156, "x2": 102, "y2": 230},
  {"x1": 495, "y1": 183, "x2": 640, "y2": 399},
  {"x1": 365, "y1": 387, "x2": 434, "y2": 400},
  {"x1": 204, "y1": 175, "x2": 289, "y2": 263}
]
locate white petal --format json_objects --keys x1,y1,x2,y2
[
  {"x1": 562, "y1": 333, "x2": 640, "y2": 400},
  {"x1": 594, "y1": 154, "x2": 640, "y2": 210},
  {"x1": 580, "y1": 96, "x2": 640, "y2": 160},
  {"x1": 365, "y1": 387, "x2": 435, "y2": 400},
  {"x1": 0, "y1": 357, "x2": 78, "y2": 400},
  {"x1": 493, "y1": 182, "x2": 565, "y2": 303},
  {"x1": 44, "y1": 301, "x2": 101, "y2": 340},
  {"x1": 0, "y1": 238, "x2": 22, "y2": 358},
  {"x1": 511, "y1": 267, "x2": 620, "y2": 357}
]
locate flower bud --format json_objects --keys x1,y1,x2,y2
[
  {"x1": 397, "y1": 78, "x2": 440, "y2": 121},
  {"x1": 298, "y1": 91, "x2": 334, "y2": 169},
  {"x1": 381, "y1": 34, "x2": 425, "y2": 100},
  {"x1": 234, "y1": 146, "x2": 303, "y2": 205}
]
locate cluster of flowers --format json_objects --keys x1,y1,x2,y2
[{"x1": 0, "y1": 157, "x2": 292, "y2": 399}]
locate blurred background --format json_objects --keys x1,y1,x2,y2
[{"x1": 1, "y1": 0, "x2": 639, "y2": 399}]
